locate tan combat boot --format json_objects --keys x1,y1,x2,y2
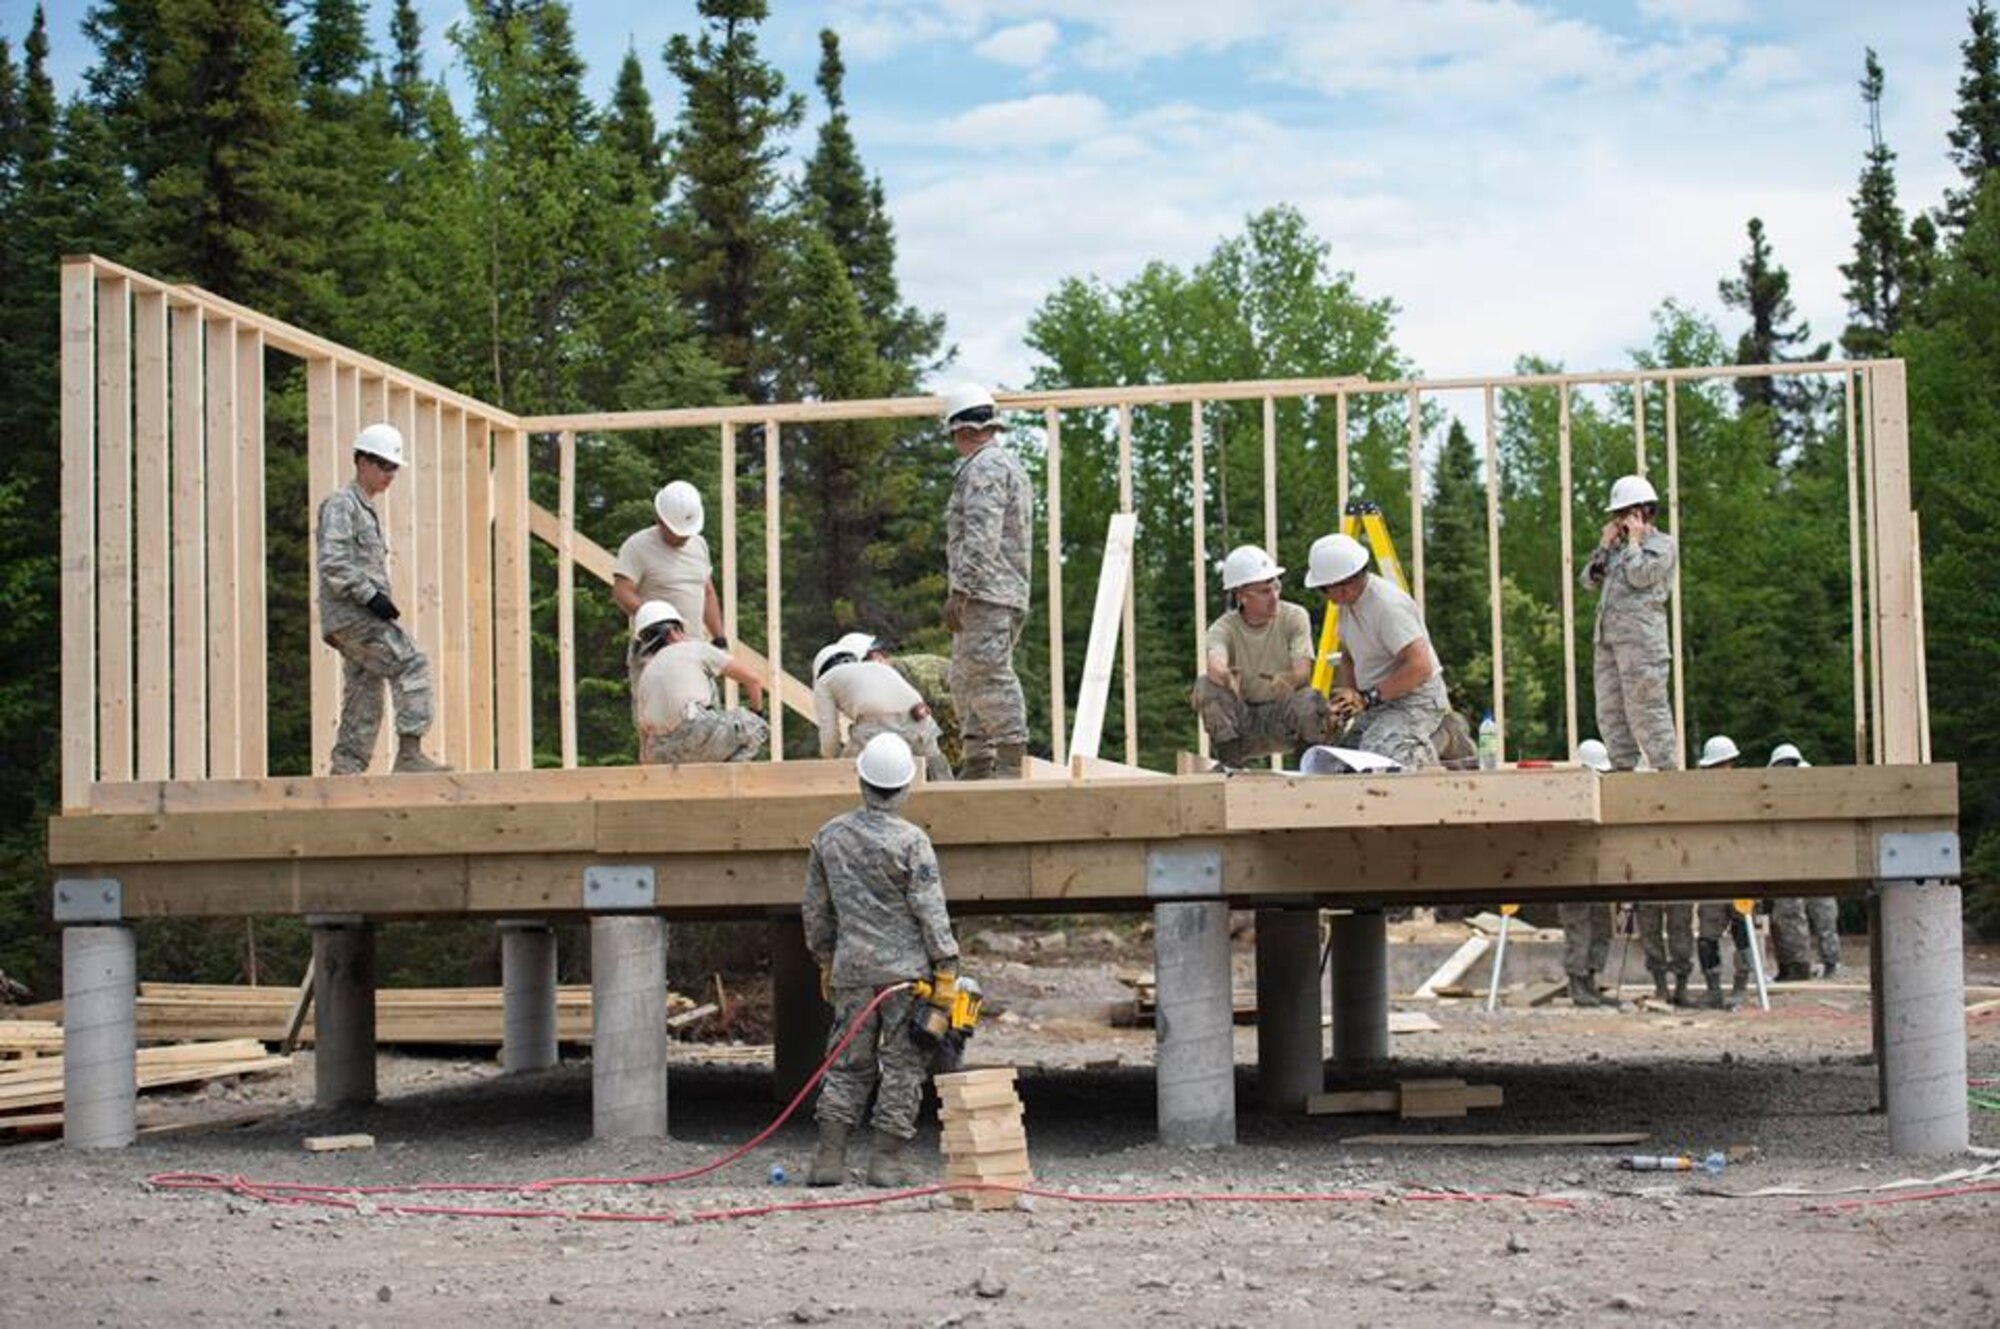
[
  {"x1": 806, "y1": 1119, "x2": 849, "y2": 1187},
  {"x1": 394, "y1": 733, "x2": 452, "y2": 774},
  {"x1": 865, "y1": 1129, "x2": 912, "y2": 1188}
]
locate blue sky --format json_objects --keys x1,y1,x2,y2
[{"x1": 7, "y1": 1, "x2": 1976, "y2": 393}]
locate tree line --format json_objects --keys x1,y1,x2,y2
[{"x1": 0, "y1": 1, "x2": 1994, "y2": 997}]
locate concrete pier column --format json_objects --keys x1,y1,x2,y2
[
  {"x1": 1879, "y1": 880, "x2": 1969, "y2": 1155},
  {"x1": 1254, "y1": 907, "x2": 1323, "y2": 1113},
  {"x1": 1868, "y1": 889, "x2": 1886, "y2": 1111},
  {"x1": 312, "y1": 918, "x2": 377, "y2": 1110},
  {"x1": 499, "y1": 921, "x2": 559, "y2": 1074},
  {"x1": 591, "y1": 915, "x2": 669, "y2": 1139},
  {"x1": 62, "y1": 925, "x2": 136, "y2": 1148},
  {"x1": 1154, "y1": 900, "x2": 1236, "y2": 1148},
  {"x1": 769, "y1": 917, "x2": 831, "y2": 1103},
  {"x1": 1329, "y1": 908, "x2": 1389, "y2": 1070}
]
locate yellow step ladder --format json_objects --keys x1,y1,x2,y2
[{"x1": 1310, "y1": 501, "x2": 1409, "y2": 695}]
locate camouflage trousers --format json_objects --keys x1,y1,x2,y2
[
  {"x1": 950, "y1": 598, "x2": 1026, "y2": 777},
  {"x1": 1696, "y1": 901, "x2": 1754, "y2": 973},
  {"x1": 1558, "y1": 902, "x2": 1615, "y2": 978},
  {"x1": 1337, "y1": 686, "x2": 1446, "y2": 770},
  {"x1": 842, "y1": 713, "x2": 954, "y2": 783},
  {"x1": 815, "y1": 984, "x2": 929, "y2": 1139},
  {"x1": 1637, "y1": 902, "x2": 1694, "y2": 977},
  {"x1": 325, "y1": 620, "x2": 434, "y2": 775},
  {"x1": 1593, "y1": 641, "x2": 1679, "y2": 771},
  {"x1": 1772, "y1": 897, "x2": 1839, "y2": 969},
  {"x1": 640, "y1": 706, "x2": 768, "y2": 765},
  {"x1": 1188, "y1": 677, "x2": 1335, "y2": 764}
]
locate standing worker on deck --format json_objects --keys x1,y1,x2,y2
[
  {"x1": 631, "y1": 601, "x2": 767, "y2": 765},
  {"x1": 316, "y1": 422, "x2": 450, "y2": 776},
  {"x1": 614, "y1": 480, "x2": 725, "y2": 706},
  {"x1": 813, "y1": 631, "x2": 954, "y2": 782},
  {"x1": 1693, "y1": 735, "x2": 1757, "y2": 1008},
  {"x1": 804, "y1": 734, "x2": 961, "y2": 1188},
  {"x1": 1582, "y1": 475, "x2": 1680, "y2": 773},
  {"x1": 1560, "y1": 739, "x2": 1619, "y2": 1007},
  {"x1": 1303, "y1": 532, "x2": 1448, "y2": 769},
  {"x1": 943, "y1": 384, "x2": 1033, "y2": 780},
  {"x1": 1190, "y1": 545, "x2": 1334, "y2": 766},
  {"x1": 1766, "y1": 742, "x2": 1840, "y2": 979}
]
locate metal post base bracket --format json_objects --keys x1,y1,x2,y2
[
  {"x1": 54, "y1": 878, "x2": 122, "y2": 923},
  {"x1": 1146, "y1": 845, "x2": 1223, "y2": 899},
  {"x1": 1877, "y1": 832, "x2": 1960, "y2": 882},
  {"x1": 584, "y1": 865, "x2": 657, "y2": 911}
]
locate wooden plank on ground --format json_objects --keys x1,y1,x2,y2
[
  {"x1": 1307, "y1": 1089, "x2": 1399, "y2": 1116},
  {"x1": 303, "y1": 1133, "x2": 374, "y2": 1152},
  {"x1": 1399, "y1": 1078, "x2": 1503, "y2": 1119},
  {"x1": 1414, "y1": 937, "x2": 1491, "y2": 998},
  {"x1": 1343, "y1": 1132, "x2": 1648, "y2": 1147}
]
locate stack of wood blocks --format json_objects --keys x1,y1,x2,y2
[{"x1": 935, "y1": 1067, "x2": 1031, "y2": 1211}]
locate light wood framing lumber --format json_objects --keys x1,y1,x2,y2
[
  {"x1": 764, "y1": 417, "x2": 784, "y2": 759},
  {"x1": 133, "y1": 289, "x2": 170, "y2": 780},
  {"x1": 1844, "y1": 373, "x2": 1866, "y2": 763},
  {"x1": 1407, "y1": 388, "x2": 1424, "y2": 613},
  {"x1": 1556, "y1": 384, "x2": 1577, "y2": 756},
  {"x1": 202, "y1": 315, "x2": 241, "y2": 778},
  {"x1": 1190, "y1": 402, "x2": 1209, "y2": 761},
  {"x1": 1867, "y1": 362, "x2": 1920, "y2": 763},
  {"x1": 492, "y1": 428, "x2": 531, "y2": 769},
  {"x1": 464, "y1": 418, "x2": 496, "y2": 771},
  {"x1": 1116, "y1": 404, "x2": 1137, "y2": 765},
  {"x1": 720, "y1": 422, "x2": 738, "y2": 706},
  {"x1": 1067, "y1": 513, "x2": 1138, "y2": 762},
  {"x1": 1665, "y1": 379, "x2": 1688, "y2": 762},
  {"x1": 96, "y1": 276, "x2": 133, "y2": 783},
  {"x1": 439, "y1": 406, "x2": 471, "y2": 769},
  {"x1": 171, "y1": 305, "x2": 208, "y2": 780},
  {"x1": 235, "y1": 326, "x2": 267, "y2": 777},
  {"x1": 1045, "y1": 407, "x2": 1067, "y2": 765},
  {"x1": 60, "y1": 260, "x2": 97, "y2": 808},
  {"x1": 1482, "y1": 384, "x2": 1506, "y2": 755},
  {"x1": 557, "y1": 429, "x2": 577, "y2": 768}
]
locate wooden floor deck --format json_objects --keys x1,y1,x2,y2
[{"x1": 46, "y1": 762, "x2": 1958, "y2": 921}]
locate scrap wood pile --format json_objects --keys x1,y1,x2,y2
[
  {"x1": 17, "y1": 983, "x2": 717, "y2": 1047},
  {"x1": 1, "y1": 1024, "x2": 290, "y2": 1139}
]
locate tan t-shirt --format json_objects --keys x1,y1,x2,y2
[
  {"x1": 813, "y1": 661, "x2": 925, "y2": 758},
  {"x1": 1204, "y1": 601, "x2": 1313, "y2": 704},
  {"x1": 615, "y1": 527, "x2": 712, "y2": 635},
  {"x1": 1340, "y1": 575, "x2": 1436, "y2": 693},
  {"x1": 635, "y1": 640, "x2": 730, "y2": 732}
]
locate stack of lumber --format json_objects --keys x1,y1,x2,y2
[
  {"x1": 1, "y1": 1037, "x2": 291, "y2": 1136},
  {"x1": 0, "y1": 1019, "x2": 64, "y2": 1061},
  {"x1": 1306, "y1": 1077, "x2": 1504, "y2": 1119},
  {"x1": 22, "y1": 984, "x2": 709, "y2": 1047},
  {"x1": 936, "y1": 1067, "x2": 1032, "y2": 1211}
]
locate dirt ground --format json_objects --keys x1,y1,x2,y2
[{"x1": 5, "y1": 934, "x2": 1999, "y2": 1328}]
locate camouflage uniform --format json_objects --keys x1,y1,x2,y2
[
  {"x1": 317, "y1": 480, "x2": 435, "y2": 774},
  {"x1": 1582, "y1": 528, "x2": 1679, "y2": 771},
  {"x1": 841, "y1": 714, "x2": 952, "y2": 784},
  {"x1": 889, "y1": 653, "x2": 961, "y2": 771},
  {"x1": 1696, "y1": 901, "x2": 1755, "y2": 978},
  {"x1": 1336, "y1": 683, "x2": 1447, "y2": 770},
  {"x1": 946, "y1": 439, "x2": 1032, "y2": 777},
  {"x1": 804, "y1": 784, "x2": 958, "y2": 1140},
  {"x1": 1190, "y1": 678, "x2": 1333, "y2": 763},
  {"x1": 640, "y1": 708, "x2": 767, "y2": 765},
  {"x1": 1637, "y1": 902, "x2": 1695, "y2": 979},
  {"x1": 1559, "y1": 903, "x2": 1614, "y2": 979},
  {"x1": 1772, "y1": 896, "x2": 1840, "y2": 971}
]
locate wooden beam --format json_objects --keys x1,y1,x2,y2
[
  {"x1": 1116, "y1": 403, "x2": 1137, "y2": 766},
  {"x1": 1556, "y1": 383, "x2": 1577, "y2": 757},
  {"x1": 1407, "y1": 388, "x2": 1424, "y2": 615},
  {"x1": 1597, "y1": 765, "x2": 1954, "y2": 824},
  {"x1": 1867, "y1": 362, "x2": 1920, "y2": 763},
  {"x1": 764, "y1": 417, "x2": 783, "y2": 760},
  {"x1": 304, "y1": 361, "x2": 338, "y2": 774},
  {"x1": 411, "y1": 397, "x2": 445, "y2": 762},
  {"x1": 1335, "y1": 391, "x2": 1350, "y2": 515},
  {"x1": 1862, "y1": 371, "x2": 1883, "y2": 765},
  {"x1": 1225, "y1": 768, "x2": 1600, "y2": 830},
  {"x1": 60, "y1": 261, "x2": 97, "y2": 809},
  {"x1": 234, "y1": 326, "x2": 267, "y2": 778},
  {"x1": 1261, "y1": 395, "x2": 1277, "y2": 557},
  {"x1": 1067, "y1": 513, "x2": 1137, "y2": 762},
  {"x1": 463, "y1": 419, "x2": 495, "y2": 771},
  {"x1": 132, "y1": 288, "x2": 170, "y2": 780},
  {"x1": 1665, "y1": 379, "x2": 1687, "y2": 767},
  {"x1": 439, "y1": 407, "x2": 471, "y2": 770},
  {"x1": 1190, "y1": 401, "x2": 1208, "y2": 762},
  {"x1": 492, "y1": 429, "x2": 531, "y2": 769},
  {"x1": 1844, "y1": 373, "x2": 1866, "y2": 764},
  {"x1": 1482, "y1": 384, "x2": 1505, "y2": 756},
  {"x1": 96, "y1": 275, "x2": 133, "y2": 783},
  {"x1": 720, "y1": 422, "x2": 738, "y2": 707},
  {"x1": 203, "y1": 316, "x2": 241, "y2": 779},
  {"x1": 557, "y1": 429, "x2": 576, "y2": 769},
  {"x1": 170, "y1": 306, "x2": 207, "y2": 780},
  {"x1": 1045, "y1": 407, "x2": 1066, "y2": 766}
]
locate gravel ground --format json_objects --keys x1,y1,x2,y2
[{"x1": 5, "y1": 942, "x2": 1998, "y2": 1328}]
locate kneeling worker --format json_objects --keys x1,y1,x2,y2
[
  {"x1": 632, "y1": 600, "x2": 767, "y2": 764},
  {"x1": 804, "y1": 733, "x2": 961, "y2": 1188},
  {"x1": 813, "y1": 631, "x2": 954, "y2": 782},
  {"x1": 1190, "y1": 545, "x2": 1334, "y2": 766},
  {"x1": 1303, "y1": 532, "x2": 1448, "y2": 769}
]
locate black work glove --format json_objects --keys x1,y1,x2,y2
[
  {"x1": 712, "y1": 634, "x2": 728, "y2": 648},
  {"x1": 367, "y1": 592, "x2": 400, "y2": 621}
]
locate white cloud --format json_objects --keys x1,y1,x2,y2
[
  {"x1": 935, "y1": 92, "x2": 1111, "y2": 148},
  {"x1": 1638, "y1": 0, "x2": 1750, "y2": 26},
  {"x1": 975, "y1": 19, "x2": 1061, "y2": 68}
]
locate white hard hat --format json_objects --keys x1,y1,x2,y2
[
  {"x1": 813, "y1": 631, "x2": 879, "y2": 680},
  {"x1": 1605, "y1": 474, "x2": 1659, "y2": 512},
  {"x1": 1219, "y1": 544, "x2": 1284, "y2": 592},
  {"x1": 942, "y1": 382, "x2": 1007, "y2": 433},
  {"x1": 1575, "y1": 738, "x2": 1612, "y2": 772},
  {"x1": 1697, "y1": 734, "x2": 1741, "y2": 768},
  {"x1": 354, "y1": 422, "x2": 406, "y2": 467},
  {"x1": 632, "y1": 599, "x2": 683, "y2": 640},
  {"x1": 1767, "y1": 742, "x2": 1809, "y2": 768},
  {"x1": 856, "y1": 732, "x2": 917, "y2": 790},
  {"x1": 1304, "y1": 533, "x2": 1370, "y2": 588},
  {"x1": 655, "y1": 480, "x2": 705, "y2": 537}
]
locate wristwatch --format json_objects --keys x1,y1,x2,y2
[{"x1": 1362, "y1": 687, "x2": 1381, "y2": 708}]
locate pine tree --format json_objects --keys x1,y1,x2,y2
[
  {"x1": 1944, "y1": 0, "x2": 2000, "y2": 232},
  {"x1": 1423, "y1": 420, "x2": 1489, "y2": 716},
  {"x1": 1905, "y1": 213, "x2": 1941, "y2": 319},
  {"x1": 604, "y1": 48, "x2": 668, "y2": 207},
  {"x1": 662, "y1": 0, "x2": 803, "y2": 401},
  {"x1": 1840, "y1": 51, "x2": 1907, "y2": 359},
  {"x1": 389, "y1": 0, "x2": 425, "y2": 136},
  {"x1": 297, "y1": 0, "x2": 368, "y2": 91},
  {"x1": 800, "y1": 29, "x2": 943, "y2": 382},
  {"x1": 1718, "y1": 217, "x2": 1828, "y2": 450},
  {"x1": 0, "y1": 42, "x2": 18, "y2": 200}
]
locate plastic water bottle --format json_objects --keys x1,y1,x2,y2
[
  {"x1": 1618, "y1": 1152, "x2": 1726, "y2": 1173},
  {"x1": 1477, "y1": 713, "x2": 1499, "y2": 770},
  {"x1": 769, "y1": 1164, "x2": 788, "y2": 1185}
]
